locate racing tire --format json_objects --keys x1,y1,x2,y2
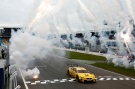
[
  {"x1": 67, "y1": 70, "x2": 70, "y2": 76},
  {"x1": 92, "y1": 79, "x2": 96, "y2": 83},
  {"x1": 76, "y1": 76, "x2": 81, "y2": 83}
]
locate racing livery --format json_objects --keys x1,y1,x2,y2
[{"x1": 67, "y1": 65, "x2": 96, "y2": 83}]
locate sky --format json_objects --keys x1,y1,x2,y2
[
  {"x1": 0, "y1": 0, "x2": 135, "y2": 34},
  {"x1": 0, "y1": 0, "x2": 36, "y2": 27}
]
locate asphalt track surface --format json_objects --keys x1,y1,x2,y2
[{"x1": 18, "y1": 55, "x2": 135, "y2": 89}]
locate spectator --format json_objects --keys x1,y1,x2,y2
[{"x1": 1, "y1": 49, "x2": 5, "y2": 59}]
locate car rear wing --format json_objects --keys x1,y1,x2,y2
[{"x1": 67, "y1": 64, "x2": 78, "y2": 67}]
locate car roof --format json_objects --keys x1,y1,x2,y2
[{"x1": 73, "y1": 67, "x2": 86, "y2": 70}]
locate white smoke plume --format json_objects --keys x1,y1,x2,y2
[
  {"x1": 99, "y1": 36, "x2": 108, "y2": 51},
  {"x1": 22, "y1": 67, "x2": 40, "y2": 78},
  {"x1": 106, "y1": 54, "x2": 116, "y2": 63},
  {"x1": 112, "y1": 56, "x2": 135, "y2": 69},
  {"x1": 10, "y1": 29, "x2": 52, "y2": 78},
  {"x1": 3, "y1": 0, "x2": 135, "y2": 73}
]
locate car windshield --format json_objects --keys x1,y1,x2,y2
[{"x1": 77, "y1": 70, "x2": 89, "y2": 73}]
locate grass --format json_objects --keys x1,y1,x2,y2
[
  {"x1": 65, "y1": 51, "x2": 106, "y2": 61},
  {"x1": 92, "y1": 63, "x2": 135, "y2": 78}
]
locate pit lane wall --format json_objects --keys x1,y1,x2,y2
[
  {"x1": 0, "y1": 60, "x2": 6, "y2": 89},
  {"x1": 0, "y1": 67, "x2": 4, "y2": 89}
]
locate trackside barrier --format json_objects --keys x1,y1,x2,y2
[{"x1": 9, "y1": 65, "x2": 21, "y2": 89}]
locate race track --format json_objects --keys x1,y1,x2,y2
[{"x1": 18, "y1": 55, "x2": 135, "y2": 89}]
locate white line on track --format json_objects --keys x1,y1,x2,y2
[
  {"x1": 106, "y1": 78, "x2": 111, "y2": 80},
  {"x1": 25, "y1": 81, "x2": 31, "y2": 83},
  {"x1": 60, "y1": 80, "x2": 65, "y2": 82},
  {"x1": 35, "y1": 81, "x2": 40, "y2": 83},
  {"x1": 98, "y1": 76, "x2": 112, "y2": 77},
  {"x1": 119, "y1": 78, "x2": 124, "y2": 80},
  {"x1": 54, "y1": 79, "x2": 59, "y2": 81},
  {"x1": 62, "y1": 79, "x2": 67, "y2": 81},
  {"x1": 113, "y1": 78, "x2": 117, "y2": 80},
  {"x1": 131, "y1": 78, "x2": 135, "y2": 80},
  {"x1": 125, "y1": 78, "x2": 130, "y2": 80},
  {"x1": 68, "y1": 80, "x2": 74, "y2": 82},
  {"x1": 31, "y1": 83, "x2": 36, "y2": 85},
  {"x1": 19, "y1": 68, "x2": 29, "y2": 89},
  {"x1": 25, "y1": 77, "x2": 135, "y2": 85},
  {"x1": 41, "y1": 82, "x2": 47, "y2": 84},
  {"x1": 51, "y1": 81, "x2": 55, "y2": 83},
  {"x1": 98, "y1": 78, "x2": 105, "y2": 80}
]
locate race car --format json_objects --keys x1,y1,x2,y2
[{"x1": 67, "y1": 65, "x2": 96, "y2": 83}]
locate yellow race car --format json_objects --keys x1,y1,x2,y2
[{"x1": 67, "y1": 65, "x2": 96, "y2": 83}]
